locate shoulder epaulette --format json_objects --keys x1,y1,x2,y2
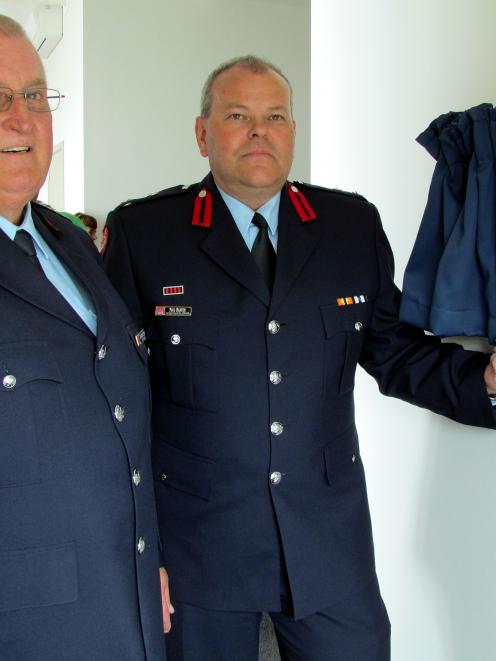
[
  {"x1": 292, "y1": 180, "x2": 368, "y2": 202},
  {"x1": 114, "y1": 183, "x2": 195, "y2": 211},
  {"x1": 31, "y1": 202, "x2": 68, "y2": 236},
  {"x1": 31, "y1": 199, "x2": 52, "y2": 211}
]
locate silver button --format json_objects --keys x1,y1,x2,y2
[
  {"x1": 3, "y1": 374, "x2": 16, "y2": 389},
  {"x1": 114, "y1": 404, "x2": 125, "y2": 422},
  {"x1": 291, "y1": 185, "x2": 298, "y2": 193},
  {"x1": 132, "y1": 469, "x2": 141, "y2": 486},
  {"x1": 351, "y1": 454, "x2": 357, "y2": 463},
  {"x1": 137, "y1": 537, "x2": 146, "y2": 554},
  {"x1": 97, "y1": 345, "x2": 107, "y2": 360},
  {"x1": 161, "y1": 473, "x2": 167, "y2": 481},
  {"x1": 268, "y1": 320, "x2": 281, "y2": 335},
  {"x1": 270, "y1": 471, "x2": 282, "y2": 485},
  {"x1": 354, "y1": 322, "x2": 363, "y2": 332},
  {"x1": 198, "y1": 189, "x2": 207, "y2": 198},
  {"x1": 171, "y1": 334, "x2": 181, "y2": 345},
  {"x1": 270, "y1": 421, "x2": 284, "y2": 436},
  {"x1": 269, "y1": 370, "x2": 282, "y2": 385}
]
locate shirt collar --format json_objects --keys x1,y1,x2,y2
[
  {"x1": 0, "y1": 203, "x2": 50, "y2": 259},
  {"x1": 0, "y1": 206, "x2": 24, "y2": 240},
  {"x1": 218, "y1": 187, "x2": 281, "y2": 237}
]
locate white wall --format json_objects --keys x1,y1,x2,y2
[
  {"x1": 312, "y1": 2, "x2": 496, "y2": 659},
  {"x1": 83, "y1": 0, "x2": 310, "y2": 224},
  {"x1": 40, "y1": 0, "x2": 84, "y2": 214}
]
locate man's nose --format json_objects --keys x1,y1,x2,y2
[
  {"x1": 3, "y1": 95, "x2": 33, "y2": 131},
  {"x1": 248, "y1": 117, "x2": 269, "y2": 138}
]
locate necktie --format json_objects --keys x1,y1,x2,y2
[
  {"x1": 14, "y1": 229, "x2": 43, "y2": 271},
  {"x1": 251, "y1": 212, "x2": 276, "y2": 291}
]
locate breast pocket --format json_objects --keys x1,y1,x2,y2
[
  {"x1": 147, "y1": 315, "x2": 218, "y2": 412},
  {"x1": 0, "y1": 342, "x2": 65, "y2": 488},
  {"x1": 320, "y1": 303, "x2": 370, "y2": 396}
]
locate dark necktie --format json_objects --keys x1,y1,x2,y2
[
  {"x1": 251, "y1": 212, "x2": 276, "y2": 292},
  {"x1": 14, "y1": 229, "x2": 43, "y2": 272}
]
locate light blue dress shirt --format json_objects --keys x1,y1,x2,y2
[
  {"x1": 0, "y1": 204, "x2": 97, "y2": 334},
  {"x1": 218, "y1": 188, "x2": 280, "y2": 252}
]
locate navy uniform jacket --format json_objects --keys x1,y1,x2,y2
[
  {"x1": 104, "y1": 174, "x2": 495, "y2": 620},
  {"x1": 0, "y1": 204, "x2": 165, "y2": 660}
]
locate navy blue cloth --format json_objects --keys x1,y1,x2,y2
[
  {"x1": 0, "y1": 205, "x2": 97, "y2": 333},
  {"x1": 0, "y1": 204, "x2": 166, "y2": 660},
  {"x1": 166, "y1": 577, "x2": 390, "y2": 661},
  {"x1": 103, "y1": 175, "x2": 495, "y2": 637},
  {"x1": 400, "y1": 103, "x2": 496, "y2": 340}
]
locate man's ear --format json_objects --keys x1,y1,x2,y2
[{"x1": 195, "y1": 116, "x2": 209, "y2": 157}]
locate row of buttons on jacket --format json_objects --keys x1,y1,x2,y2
[
  {"x1": 98, "y1": 343, "x2": 147, "y2": 557},
  {"x1": 268, "y1": 320, "x2": 283, "y2": 486}
]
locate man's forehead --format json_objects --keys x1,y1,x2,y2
[
  {"x1": 212, "y1": 68, "x2": 291, "y2": 102},
  {"x1": 0, "y1": 35, "x2": 46, "y2": 81},
  {"x1": 215, "y1": 65, "x2": 287, "y2": 86}
]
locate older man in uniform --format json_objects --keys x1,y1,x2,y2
[
  {"x1": 0, "y1": 15, "x2": 170, "y2": 660},
  {"x1": 104, "y1": 56, "x2": 496, "y2": 660}
]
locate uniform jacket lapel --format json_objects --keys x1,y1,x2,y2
[
  {"x1": 199, "y1": 175, "x2": 271, "y2": 307},
  {"x1": 0, "y1": 208, "x2": 106, "y2": 339},
  {"x1": 33, "y1": 209, "x2": 111, "y2": 342},
  {"x1": 271, "y1": 184, "x2": 319, "y2": 308},
  {"x1": 0, "y1": 226, "x2": 84, "y2": 334}
]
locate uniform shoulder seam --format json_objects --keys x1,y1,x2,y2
[
  {"x1": 113, "y1": 184, "x2": 195, "y2": 211},
  {"x1": 292, "y1": 180, "x2": 369, "y2": 203}
]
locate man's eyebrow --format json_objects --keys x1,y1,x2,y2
[
  {"x1": 222, "y1": 103, "x2": 249, "y2": 110},
  {"x1": 221, "y1": 103, "x2": 288, "y2": 112},
  {"x1": 29, "y1": 78, "x2": 48, "y2": 87},
  {"x1": 0, "y1": 78, "x2": 47, "y2": 88}
]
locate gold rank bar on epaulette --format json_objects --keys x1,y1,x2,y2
[{"x1": 337, "y1": 295, "x2": 368, "y2": 306}]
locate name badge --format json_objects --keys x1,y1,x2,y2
[{"x1": 155, "y1": 306, "x2": 192, "y2": 317}]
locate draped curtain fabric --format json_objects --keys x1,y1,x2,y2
[{"x1": 400, "y1": 103, "x2": 496, "y2": 342}]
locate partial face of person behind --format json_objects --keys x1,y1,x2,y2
[
  {"x1": 195, "y1": 65, "x2": 296, "y2": 209},
  {"x1": 0, "y1": 33, "x2": 53, "y2": 223}
]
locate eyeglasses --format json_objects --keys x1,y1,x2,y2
[{"x1": 0, "y1": 87, "x2": 65, "y2": 112}]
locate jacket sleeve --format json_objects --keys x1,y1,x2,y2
[
  {"x1": 360, "y1": 207, "x2": 496, "y2": 429},
  {"x1": 102, "y1": 210, "x2": 147, "y2": 329}
]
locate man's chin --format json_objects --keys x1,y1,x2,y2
[
  {"x1": 240, "y1": 171, "x2": 288, "y2": 191},
  {"x1": 0, "y1": 179, "x2": 44, "y2": 208}
]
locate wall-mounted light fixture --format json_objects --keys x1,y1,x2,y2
[{"x1": 31, "y1": 2, "x2": 64, "y2": 59}]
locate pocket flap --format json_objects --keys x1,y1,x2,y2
[
  {"x1": 324, "y1": 425, "x2": 360, "y2": 485},
  {"x1": 0, "y1": 342, "x2": 63, "y2": 389},
  {"x1": 146, "y1": 315, "x2": 218, "y2": 350},
  {"x1": 320, "y1": 303, "x2": 368, "y2": 339},
  {"x1": 155, "y1": 441, "x2": 214, "y2": 501},
  {"x1": 0, "y1": 541, "x2": 78, "y2": 611}
]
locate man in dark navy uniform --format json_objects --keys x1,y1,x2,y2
[
  {"x1": 0, "y1": 15, "x2": 170, "y2": 660},
  {"x1": 104, "y1": 56, "x2": 496, "y2": 661}
]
